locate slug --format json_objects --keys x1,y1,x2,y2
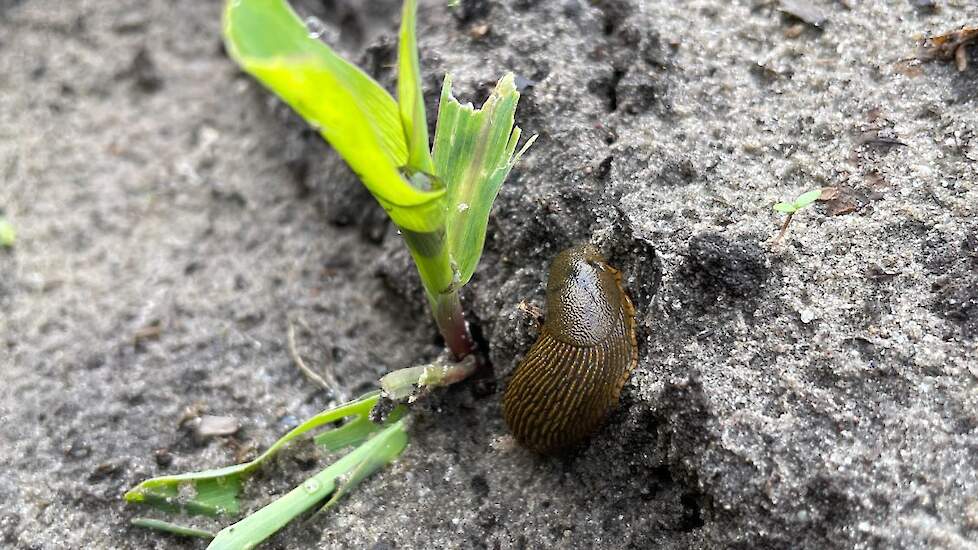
[{"x1": 502, "y1": 244, "x2": 637, "y2": 454}]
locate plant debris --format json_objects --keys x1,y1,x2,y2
[
  {"x1": 0, "y1": 216, "x2": 15, "y2": 248},
  {"x1": 857, "y1": 131, "x2": 908, "y2": 148},
  {"x1": 194, "y1": 415, "x2": 240, "y2": 440},
  {"x1": 132, "y1": 321, "x2": 163, "y2": 345},
  {"x1": 825, "y1": 189, "x2": 860, "y2": 216},
  {"x1": 918, "y1": 25, "x2": 978, "y2": 72},
  {"x1": 821, "y1": 173, "x2": 889, "y2": 216},
  {"x1": 819, "y1": 187, "x2": 840, "y2": 201},
  {"x1": 778, "y1": 0, "x2": 828, "y2": 29},
  {"x1": 287, "y1": 318, "x2": 343, "y2": 398}
]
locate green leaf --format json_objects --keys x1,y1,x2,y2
[
  {"x1": 0, "y1": 216, "x2": 15, "y2": 248},
  {"x1": 130, "y1": 518, "x2": 215, "y2": 540},
  {"x1": 773, "y1": 202, "x2": 797, "y2": 213},
  {"x1": 128, "y1": 391, "x2": 409, "y2": 549},
  {"x1": 794, "y1": 189, "x2": 822, "y2": 210},
  {"x1": 432, "y1": 73, "x2": 536, "y2": 286},
  {"x1": 398, "y1": 0, "x2": 434, "y2": 175},
  {"x1": 125, "y1": 392, "x2": 399, "y2": 517},
  {"x1": 206, "y1": 420, "x2": 408, "y2": 550},
  {"x1": 317, "y1": 420, "x2": 407, "y2": 513},
  {"x1": 222, "y1": 0, "x2": 445, "y2": 233}
]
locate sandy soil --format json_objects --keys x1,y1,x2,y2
[{"x1": 1, "y1": 0, "x2": 976, "y2": 549}]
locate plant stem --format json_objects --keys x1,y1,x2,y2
[
  {"x1": 432, "y1": 290, "x2": 475, "y2": 361},
  {"x1": 379, "y1": 355, "x2": 477, "y2": 401},
  {"x1": 400, "y1": 228, "x2": 475, "y2": 361},
  {"x1": 774, "y1": 211, "x2": 795, "y2": 244}
]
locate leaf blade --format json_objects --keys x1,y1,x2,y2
[
  {"x1": 125, "y1": 392, "x2": 383, "y2": 516},
  {"x1": 206, "y1": 420, "x2": 409, "y2": 550},
  {"x1": 131, "y1": 518, "x2": 216, "y2": 540},
  {"x1": 398, "y1": 0, "x2": 435, "y2": 175},
  {"x1": 222, "y1": 0, "x2": 445, "y2": 232},
  {"x1": 794, "y1": 189, "x2": 822, "y2": 209},
  {"x1": 432, "y1": 73, "x2": 534, "y2": 286}
]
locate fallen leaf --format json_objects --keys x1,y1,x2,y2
[
  {"x1": 826, "y1": 199, "x2": 858, "y2": 216},
  {"x1": 819, "y1": 187, "x2": 840, "y2": 200},
  {"x1": 823, "y1": 185, "x2": 870, "y2": 216}
]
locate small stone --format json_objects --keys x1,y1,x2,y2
[
  {"x1": 800, "y1": 309, "x2": 816, "y2": 324},
  {"x1": 469, "y1": 23, "x2": 490, "y2": 39},
  {"x1": 194, "y1": 415, "x2": 240, "y2": 440},
  {"x1": 154, "y1": 448, "x2": 173, "y2": 468}
]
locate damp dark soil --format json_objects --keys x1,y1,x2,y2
[{"x1": 1, "y1": 1, "x2": 976, "y2": 549}]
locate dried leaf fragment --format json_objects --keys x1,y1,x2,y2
[
  {"x1": 918, "y1": 25, "x2": 978, "y2": 72},
  {"x1": 819, "y1": 186, "x2": 839, "y2": 201},
  {"x1": 826, "y1": 199, "x2": 858, "y2": 216}
]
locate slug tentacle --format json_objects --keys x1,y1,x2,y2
[{"x1": 502, "y1": 244, "x2": 638, "y2": 455}]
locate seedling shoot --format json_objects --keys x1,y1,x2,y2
[{"x1": 125, "y1": 0, "x2": 535, "y2": 547}]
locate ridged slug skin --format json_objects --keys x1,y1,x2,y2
[{"x1": 503, "y1": 244, "x2": 637, "y2": 454}]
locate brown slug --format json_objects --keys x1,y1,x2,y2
[{"x1": 502, "y1": 244, "x2": 637, "y2": 454}]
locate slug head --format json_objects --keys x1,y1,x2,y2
[{"x1": 545, "y1": 244, "x2": 622, "y2": 347}]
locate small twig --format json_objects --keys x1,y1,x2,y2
[
  {"x1": 287, "y1": 318, "x2": 341, "y2": 397},
  {"x1": 773, "y1": 211, "x2": 795, "y2": 245}
]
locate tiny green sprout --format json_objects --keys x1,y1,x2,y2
[
  {"x1": 773, "y1": 188, "x2": 823, "y2": 244},
  {"x1": 774, "y1": 188, "x2": 822, "y2": 214},
  {"x1": 0, "y1": 216, "x2": 15, "y2": 248}
]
